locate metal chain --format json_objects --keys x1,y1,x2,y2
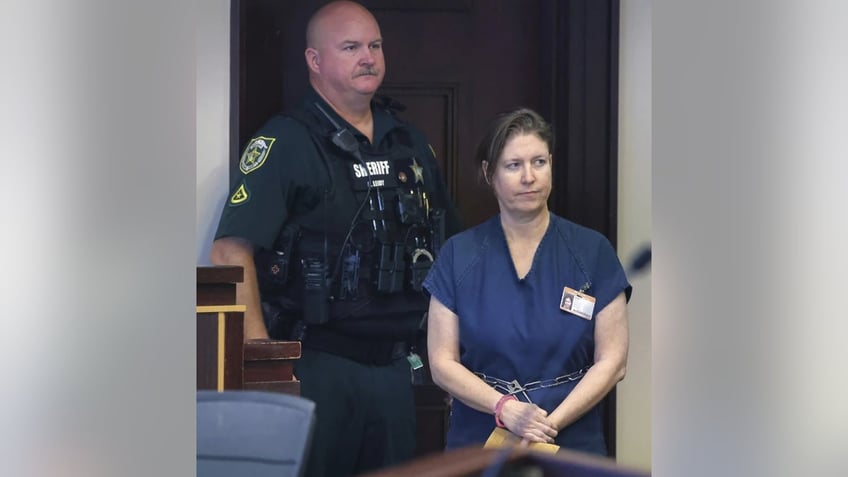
[{"x1": 474, "y1": 365, "x2": 591, "y2": 404}]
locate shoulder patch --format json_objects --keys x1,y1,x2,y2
[
  {"x1": 239, "y1": 136, "x2": 276, "y2": 174},
  {"x1": 228, "y1": 183, "x2": 250, "y2": 206}
]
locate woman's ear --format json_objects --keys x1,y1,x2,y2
[{"x1": 481, "y1": 161, "x2": 491, "y2": 185}]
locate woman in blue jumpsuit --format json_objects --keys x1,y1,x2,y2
[{"x1": 424, "y1": 108, "x2": 631, "y2": 455}]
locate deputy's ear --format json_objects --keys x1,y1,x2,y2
[
  {"x1": 481, "y1": 161, "x2": 491, "y2": 185},
  {"x1": 305, "y1": 48, "x2": 320, "y2": 74}
]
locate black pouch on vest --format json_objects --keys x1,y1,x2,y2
[{"x1": 255, "y1": 224, "x2": 300, "y2": 295}]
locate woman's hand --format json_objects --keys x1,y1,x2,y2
[{"x1": 499, "y1": 399, "x2": 558, "y2": 443}]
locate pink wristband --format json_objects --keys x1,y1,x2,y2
[{"x1": 494, "y1": 394, "x2": 517, "y2": 428}]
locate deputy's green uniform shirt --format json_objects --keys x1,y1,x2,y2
[{"x1": 216, "y1": 87, "x2": 457, "y2": 247}]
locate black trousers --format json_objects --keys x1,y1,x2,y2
[{"x1": 295, "y1": 348, "x2": 416, "y2": 477}]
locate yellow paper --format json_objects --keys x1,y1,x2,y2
[{"x1": 483, "y1": 427, "x2": 560, "y2": 454}]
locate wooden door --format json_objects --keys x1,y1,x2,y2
[{"x1": 232, "y1": 0, "x2": 621, "y2": 457}]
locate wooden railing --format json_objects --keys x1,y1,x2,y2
[{"x1": 197, "y1": 266, "x2": 300, "y2": 394}]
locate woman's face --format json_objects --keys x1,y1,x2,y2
[{"x1": 485, "y1": 132, "x2": 552, "y2": 218}]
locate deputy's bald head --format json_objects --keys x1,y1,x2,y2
[{"x1": 306, "y1": 1, "x2": 377, "y2": 50}]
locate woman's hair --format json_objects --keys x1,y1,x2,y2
[{"x1": 475, "y1": 107, "x2": 554, "y2": 184}]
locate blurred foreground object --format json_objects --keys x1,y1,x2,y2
[
  {"x1": 627, "y1": 245, "x2": 651, "y2": 277},
  {"x1": 360, "y1": 445, "x2": 650, "y2": 477}
]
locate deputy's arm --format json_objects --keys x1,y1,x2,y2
[
  {"x1": 210, "y1": 236, "x2": 269, "y2": 340},
  {"x1": 547, "y1": 291, "x2": 628, "y2": 430}
]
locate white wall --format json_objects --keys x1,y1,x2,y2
[
  {"x1": 616, "y1": 0, "x2": 652, "y2": 471},
  {"x1": 196, "y1": 0, "x2": 231, "y2": 265},
  {"x1": 194, "y1": 0, "x2": 652, "y2": 468}
]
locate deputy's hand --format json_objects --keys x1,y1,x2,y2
[{"x1": 500, "y1": 399, "x2": 558, "y2": 444}]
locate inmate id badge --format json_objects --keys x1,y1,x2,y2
[{"x1": 560, "y1": 286, "x2": 596, "y2": 320}]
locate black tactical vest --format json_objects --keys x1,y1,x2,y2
[{"x1": 256, "y1": 102, "x2": 443, "y2": 330}]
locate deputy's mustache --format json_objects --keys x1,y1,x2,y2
[{"x1": 354, "y1": 67, "x2": 379, "y2": 78}]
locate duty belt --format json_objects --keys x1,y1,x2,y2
[
  {"x1": 474, "y1": 365, "x2": 592, "y2": 404},
  {"x1": 303, "y1": 326, "x2": 409, "y2": 366}
]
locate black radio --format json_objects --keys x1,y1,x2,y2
[{"x1": 302, "y1": 258, "x2": 330, "y2": 324}]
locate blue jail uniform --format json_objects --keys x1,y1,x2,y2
[{"x1": 423, "y1": 213, "x2": 631, "y2": 455}]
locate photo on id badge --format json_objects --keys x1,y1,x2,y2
[{"x1": 560, "y1": 286, "x2": 596, "y2": 320}]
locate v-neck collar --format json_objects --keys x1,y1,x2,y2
[{"x1": 496, "y1": 212, "x2": 554, "y2": 282}]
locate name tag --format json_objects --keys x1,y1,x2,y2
[{"x1": 349, "y1": 159, "x2": 397, "y2": 190}]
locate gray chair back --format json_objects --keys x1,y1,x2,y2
[{"x1": 197, "y1": 390, "x2": 316, "y2": 477}]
